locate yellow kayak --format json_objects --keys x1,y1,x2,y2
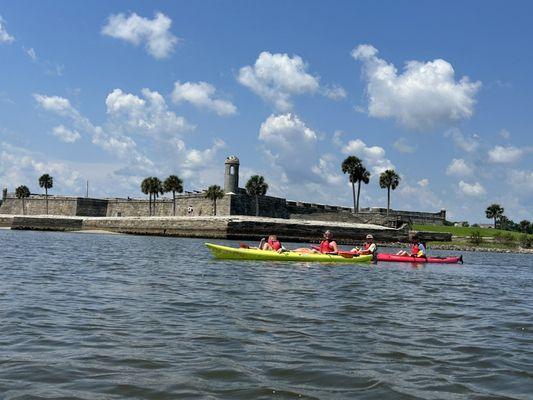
[{"x1": 205, "y1": 243, "x2": 372, "y2": 263}]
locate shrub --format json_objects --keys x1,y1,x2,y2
[
  {"x1": 493, "y1": 231, "x2": 503, "y2": 243},
  {"x1": 471, "y1": 223, "x2": 479, "y2": 228},
  {"x1": 469, "y1": 230, "x2": 483, "y2": 245},
  {"x1": 502, "y1": 232, "x2": 516, "y2": 247},
  {"x1": 519, "y1": 234, "x2": 532, "y2": 248}
]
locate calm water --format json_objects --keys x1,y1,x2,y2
[{"x1": 0, "y1": 230, "x2": 532, "y2": 400}]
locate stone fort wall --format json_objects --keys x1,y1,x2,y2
[
  {"x1": 0, "y1": 195, "x2": 107, "y2": 216},
  {"x1": 0, "y1": 193, "x2": 446, "y2": 225},
  {"x1": 106, "y1": 194, "x2": 231, "y2": 217}
]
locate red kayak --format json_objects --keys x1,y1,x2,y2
[{"x1": 377, "y1": 254, "x2": 463, "y2": 264}]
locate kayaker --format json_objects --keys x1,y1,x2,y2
[
  {"x1": 352, "y1": 234, "x2": 377, "y2": 255},
  {"x1": 259, "y1": 235, "x2": 284, "y2": 252},
  {"x1": 318, "y1": 230, "x2": 338, "y2": 253},
  {"x1": 293, "y1": 230, "x2": 338, "y2": 254},
  {"x1": 396, "y1": 236, "x2": 426, "y2": 257}
]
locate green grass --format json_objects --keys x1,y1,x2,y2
[{"x1": 412, "y1": 224, "x2": 527, "y2": 239}]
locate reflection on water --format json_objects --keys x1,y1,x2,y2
[{"x1": 0, "y1": 230, "x2": 532, "y2": 399}]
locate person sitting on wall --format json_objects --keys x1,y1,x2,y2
[
  {"x1": 351, "y1": 234, "x2": 377, "y2": 255},
  {"x1": 259, "y1": 235, "x2": 285, "y2": 253},
  {"x1": 396, "y1": 236, "x2": 426, "y2": 257}
]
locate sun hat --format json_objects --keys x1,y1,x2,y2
[{"x1": 366, "y1": 234, "x2": 373, "y2": 239}]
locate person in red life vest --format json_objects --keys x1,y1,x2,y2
[
  {"x1": 318, "y1": 230, "x2": 338, "y2": 253},
  {"x1": 396, "y1": 236, "x2": 426, "y2": 257},
  {"x1": 293, "y1": 230, "x2": 338, "y2": 254},
  {"x1": 351, "y1": 234, "x2": 377, "y2": 255},
  {"x1": 259, "y1": 235, "x2": 285, "y2": 253}
]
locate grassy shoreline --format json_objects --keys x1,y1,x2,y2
[{"x1": 412, "y1": 224, "x2": 533, "y2": 253}]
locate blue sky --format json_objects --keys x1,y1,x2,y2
[{"x1": 0, "y1": 0, "x2": 531, "y2": 222}]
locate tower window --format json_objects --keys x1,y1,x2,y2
[{"x1": 230, "y1": 165, "x2": 235, "y2": 175}]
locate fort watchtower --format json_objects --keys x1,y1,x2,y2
[{"x1": 224, "y1": 156, "x2": 239, "y2": 194}]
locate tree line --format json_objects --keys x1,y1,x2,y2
[{"x1": 485, "y1": 204, "x2": 532, "y2": 234}]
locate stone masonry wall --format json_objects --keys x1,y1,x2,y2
[
  {"x1": 0, "y1": 196, "x2": 78, "y2": 216},
  {"x1": 105, "y1": 194, "x2": 231, "y2": 217},
  {"x1": 359, "y1": 207, "x2": 446, "y2": 225},
  {"x1": 76, "y1": 198, "x2": 108, "y2": 216},
  {"x1": 229, "y1": 194, "x2": 290, "y2": 218},
  {"x1": 0, "y1": 192, "x2": 446, "y2": 226}
]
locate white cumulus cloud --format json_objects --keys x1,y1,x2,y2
[
  {"x1": 35, "y1": 93, "x2": 152, "y2": 167},
  {"x1": 237, "y1": 51, "x2": 320, "y2": 111},
  {"x1": 446, "y1": 158, "x2": 473, "y2": 177},
  {"x1": 393, "y1": 137, "x2": 416, "y2": 154},
  {"x1": 351, "y1": 44, "x2": 481, "y2": 131},
  {"x1": 321, "y1": 84, "x2": 347, "y2": 100},
  {"x1": 487, "y1": 145, "x2": 524, "y2": 163},
  {"x1": 258, "y1": 113, "x2": 322, "y2": 186},
  {"x1": 106, "y1": 88, "x2": 193, "y2": 136},
  {"x1": 182, "y1": 138, "x2": 226, "y2": 170},
  {"x1": 52, "y1": 125, "x2": 81, "y2": 143},
  {"x1": 259, "y1": 113, "x2": 317, "y2": 148},
  {"x1": 417, "y1": 178, "x2": 429, "y2": 187},
  {"x1": 445, "y1": 128, "x2": 480, "y2": 153},
  {"x1": 458, "y1": 180, "x2": 486, "y2": 197},
  {"x1": 0, "y1": 16, "x2": 14, "y2": 43},
  {"x1": 507, "y1": 169, "x2": 533, "y2": 192},
  {"x1": 34, "y1": 94, "x2": 76, "y2": 115},
  {"x1": 0, "y1": 142, "x2": 83, "y2": 192},
  {"x1": 341, "y1": 138, "x2": 394, "y2": 175},
  {"x1": 172, "y1": 81, "x2": 236, "y2": 116},
  {"x1": 102, "y1": 12, "x2": 179, "y2": 59}
]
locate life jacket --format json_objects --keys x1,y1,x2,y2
[
  {"x1": 320, "y1": 240, "x2": 335, "y2": 253},
  {"x1": 363, "y1": 242, "x2": 376, "y2": 253},
  {"x1": 411, "y1": 243, "x2": 426, "y2": 257},
  {"x1": 268, "y1": 239, "x2": 282, "y2": 251}
]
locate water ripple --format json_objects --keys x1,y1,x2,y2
[{"x1": 0, "y1": 230, "x2": 532, "y2": 399}]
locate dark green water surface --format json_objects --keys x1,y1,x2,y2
[{"x1": 0, "y1": 230, "x2": 532, "y2": 399}]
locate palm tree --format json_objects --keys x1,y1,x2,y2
[
  {"x1": 341, "y1": 156, "x2": 368, "y2": 214},
  {"x1": 356, "y1": 167, "x2": 371, "y2": 213},
  {"x1": 519, "y1": 220, "x2": 531, "y2": 234},
  {"x1": 245, "y1": 175, "x2": 269, "y2": 216},
  {"x1": 205, "y1": 185, "x2": 224, "y2": 216},
  {"x1": 379, "y1": 169, "x2": 401, "y2": 217},
  {"x1": 38, "y1": 174, "x2": 53, "y2": 214},
  {"x1": 141, "y1": 177, "x2": 152, "y2": 215},
  {"x1": 149, "y1": 177, "x2": 163, "y2": 216},
  {"x1": 15, "y1": 185, "x2": 30, "y2": 215},
  {"x1": 163, "y1": 175, "x2": 184, "y2": 216},
  {"x1": 485, "y1": 204, "x2": 504, "y2": 229}
]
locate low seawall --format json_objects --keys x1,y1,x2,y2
[{"x1": 0, "y1": 215, "x2": 422, "y2": 243}]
